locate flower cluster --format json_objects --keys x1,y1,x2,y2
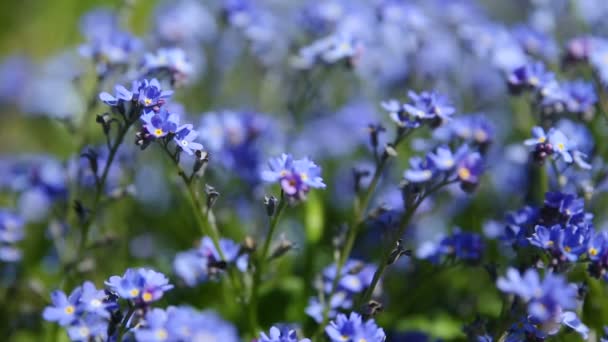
[
  {"x1": 382, "y1": 90, "x2": 455, "y2": 129},
  {"x1": 134, "y1": 306, "x2": 240, "y2": 342},
  {"x1": 259, "y1": 326, "x2": 310, "y2": 342},
  {"x1": 306, "y1": 259, "x2": 375, "y2": 322},
  {"x1": 497, "y1": 268, "x2": 588, "y2": 340},
  {"x1": 43, "y1": 281, "x2": 116, "y2": 341},
  {"x1": 43, "y1": 268, "x2": 173, "y2": 340},
  {"x1": 262, "y1": 154, "x2": 326, "y2": 201},
  {"x1": 525, "y1": 126, "x2": 591, "y2": 169},
  {"x1": 417, "y1": 229, "x2": 485, "y2": 264},
  {"x1": 325, "y1": 312, "x2": 386, "y2": 342},
  {"x1": 173, "y1": 236, "x2": 248, "y2": 286},
  {"x1": 403, "y1": 145, "x2": 484, "y2": 193}
]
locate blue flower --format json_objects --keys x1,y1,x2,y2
[
  {"x1": 447, "y1": 115, "x2": 495, "y2": 145},
  {"x1": 67, "y1": 316, "x2": 109, "y2": 342},
  {"x1": 507, "y1": 61, "x2": 555, "y2": 93},
  {"x1": 105, "y1": 268, "x2": 173, "y2": 304},
  {"x1": 143, "y1": 48, "x2": 195, "y2": 84},
  {"x1": 42, "y1": 287, "x2": 82, "y2": 326},
  {"x1": 0, "y1": 210, "x2": 24, "y2": 262},
  {"x1": 381, "y1": 99, "x2": 420, "y2": 128},
  {"x1": 497, "y1": 268, "x2": 577, "y2": 322},
  {"x1": 292, "y1": 32, "x2": 362, "y2": 69},
  {"x1": 558, "y1": 225, "x2": 589, "y2": 262},
  {"x1": 528, "y1": 225, "x2": 560, "y2": 250},
  {"x1": 325, "y1": 312, "x2": 386, "y2": 342},
  {"x1": 562, "y1": 80, "x2": 597, "y2": 114},
  {"x1": 417, "y1": 229, "x2": 484, "y2": 263},
  {"x1": 173, "y1": 124, "x2": 203, "y2": 155},
  {"x1": 79, "y1": 281, "x2": 113, "y2": 319},
  {"x1": 174, "y1": 236, "x2": 248, "y2": 286},
  {"x1": 140, "y1": 108, "x2": 181, "y2": 138},
  {"x1": 259, "y1": 326, "x2": 311, "y2": 342},
  {"x1": 525, "y1": 127, "x2": 591, "y2": 169},
  {"x1": 134, "y1": 306, "x2": 240, "y2": 342},
  {"x1": 137, "y1": 78, "x2": 173, "y2": 109},
  {"x1": 456, "y1": 151, "x2": 484, "y2": 191},
  {"x1": 98, "y1": 82, "x2": 136, "y2": 107},
  {"x1": 403, "y1": 156, "x2": 436, "y2": 183},
  {"x1": 403, "y1": 90, "x2": 455, "y2": 124},
  {"x1": 261, "y1": 154, "x2": 325, "y2": 199},
  {"x1": 587, "y1": 231, "x2": 607, "y2": 261},
  {"x1": 134, "y1": 308, "x2": 169, "y2": 342},
  {"x1": 78, "y1": 9, "x2": 140, "y2": 75}
]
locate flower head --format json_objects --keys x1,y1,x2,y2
[
  {"x1": 403, "y1": 90, "x2": 455, "y2": 125},
  {"x1": 42, "y1": 287, "x2": 82, "y2": 326},
  {"x1": 105, "y1": 268, "x2": 173, "y2": 304},
  {"x1": 259, "y1": 326, "x2": 311, "y2": 342},
  {"x1": 262, "y1": 154, "x2": 325, "y2": 200},
  {"x1": 140, "y1": 108, "x2": 181, "y2": 138},
  {"x1": 325, "y1": 312, "x2": 386, "y2": 342}
]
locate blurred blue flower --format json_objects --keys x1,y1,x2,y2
[
  {"x1": 135, "y1": 306, "x2": 239, "y2": 342},
  {"x1": 174, "y1": 236, "x2": 248, "y2": 286},
  {"x1": 403, "y1": 90, "x2": 455, "y2": 124},
  {"x1": 497, "y1": 268, "x2": 577, "y2": 322},
  {"x1": 0, "y1": 210, "x2": 24, "y2": 262},
  {"x1": 259, "y1": 326, "x2": 311, "y2": 342},
  {"x1": 325, "y1": 312, "x2": 386, "y2": 342}
]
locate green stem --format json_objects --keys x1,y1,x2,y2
[
  {"x1": 117, "y1": 305, "x2": 135, "y2": 342},
  {"x1": 314, "y1": 130, "x2": 410, "y2": 338},
  {"x1": 358, "y1": 179, "x2": 456, "y2": 307},
  {"x1": 77, "y1": 121, "x2": 130, "y2": 257},
  {"x1": 249, "y1": 194, "x2": 287, "y2": 335}
]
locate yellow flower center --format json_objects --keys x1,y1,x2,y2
[
  {"x1": 144, "y1": 98, "x2": 152, "y2": 106},
  {"x1": 156, "y1": 329, "x2": 168, "y2": 340},
  {"x1": 557, "y1": 142, "x2": 565, "y2": 151},
  {"x1": 458, "y1": 167, "x2": 471, "y2": 180},
  {"x1": 300, "y1": 172, "x2": 309, "y2": 181},
  {"x1": 564, "y1": 246, "x2": 572, "y2": 252},
  {"x1": 154, "y1": 128, "x2": 164, "y2": 136},
  {"x1": 142, "y1": 291, "x2": 153, "y2": 302},
  {"x1": 538, "y1": 136, "x2": 546, "y2": 143},
  {"x1": 590, "y1": 248, "x2": 599, "y2": 256},
  {"x1": 130, "y1": 288, "x2": 140, "y2": 297},
  {"x1": 64, "y1": 305, "x2": 75, "y2": 315}
]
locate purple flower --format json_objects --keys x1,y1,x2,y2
[
  {"x1": 261, "y1": 154, "x2": 325, "y2": 200},
  {"x1": 259, "y1": 326, "x2": 311, "y2": 342},
  {"x1": 325, "y1": 312, "x2": 386, "y2": 342},
  {"x1": 42, "y1": 287, "x2": 82, "y2": 326},
  {"x1": 140, "y1": 108, "x2": 181, "y2": 138},
  {"x1": 105, "y1": 268, "x2": 173, "y2": 304},
  {"x1": 562, "y1": 80, "x2": 597, "y2": 114},
  {"x1": 173, "y1": 124, "x2": 203, "y2": 155}
]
